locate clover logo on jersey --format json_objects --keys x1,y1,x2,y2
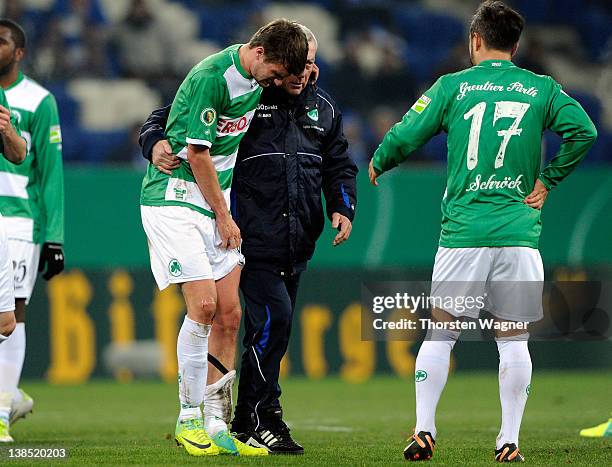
[
  {"x1": 168, "y1": 259, "x2": 183, "y2": 277},
  {"x1": 415, "y1": 370, "x2": 428, "y2": 382},
  {"x1": 526, "y1": 384, "x2": 531, "y2": 396},
  {"x1": 200, "y1": 108, "x2": 216, "y2": 126}
]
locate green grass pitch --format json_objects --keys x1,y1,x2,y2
[{"x1": 3, "y1": 371, "x2": 610, "y2": 465}]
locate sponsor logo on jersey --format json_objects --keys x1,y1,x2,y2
[
  {"x1": 415, "y1": 370, "x2": 428, "y2": 382},
  {"x1": 307, "y1": 108, "x2": 319, "y2": 121},
  {"x1": 465, "y1": 173, "x2": 526, "y2": 195},
  {"x1": 411, "y1": 95, "x2": 431, "y2": 114},
  {"x1": 216, "y1": 113, "x2": 253, "y2": 136},
  {"x1": 168, "y1": 259, "x2": 182, "y2": 277},
  {"x1": 200, "y1": 108, "x2": 216, "y2": 126},
  {"x1": 49, "y1": 125, "x2": 62, "y2": 143}
]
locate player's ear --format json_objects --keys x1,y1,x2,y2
[{"x1": 510, "y1": 42, "x2": 519, "y2": 59}]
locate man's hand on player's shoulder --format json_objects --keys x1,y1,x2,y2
[
  {"x1": 152, "y1": 140, "x2": 180, "y2": 175},
  {"x1": 331, "y1": 212, "x2": 352, "y2": 246},
  {"x1": 524, "y1": 179, "x2": 549, "y2": 210}
]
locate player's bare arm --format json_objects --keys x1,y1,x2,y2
[
  {"x1": 151, "y1": 139, "x2": 180, "y2": 175},
  {"x1": 0, "y1": 104, "x2": 26, "y2": 164},
  {"x1": 331, "y1": 212, "x2": 352, "y2": 246},
  {"x1": 524, "y1": 179, "x2": 549, "y2": 210},
  {"x1": 188, "y1": 143, "x2": 241, "y2": 249}
]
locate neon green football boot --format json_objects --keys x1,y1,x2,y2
[
  {"x1": 175, "y1": 417, "x2": 219, "y2": 456},
  {"x1": 233, "y1": 435, "x2": 269, "y2": 456},
  {"x1": 580, "y1": 417, "x2": 612, "y2": 437},
  {"x1": 0, "y1": 419, "x2": 13, "y2": 443}
]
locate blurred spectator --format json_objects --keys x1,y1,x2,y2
[
  {"x1": 516, "y1": 36, "x2": 550, "y2": 76},
  {"x1": 113, "y1": 0, "x2": 178, "y2": 81},
  {"x1": 36, "y1": 0, "x2": 109, "y2": 79},
  {"x1": 342, "y1": 111, "x2": 370, "y2": 166},
  {"x1": 107, "y1": 123, "x2": 148, "y2": 169},
  {"x1": 367, "y1": 106, "x2": 401, "y2": 156}
]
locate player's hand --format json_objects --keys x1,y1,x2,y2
[
  {"x1": 524, "y1": 179, "x2": 549, "y2": 210},
  {"x1": 152, "y1": 140, "x2": 180, "y2": 175},
  {"x1": 38, "y1": 242, "x2": 65, "y2": 280},
  {"x1": 368, "y1": 159, "x2": 381, "y2": 186},
  {"x1": 216, "y1": 214, "x2": 241, "y2": 250},
  {"x1": 331, "y1": 212, "x2": 352, "y2": 246},
  {"x1": 0, "y1": 105, "x2": 13, "y2": 134}
]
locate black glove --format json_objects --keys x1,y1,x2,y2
[{"x1": 38, "y1": 242, "x2": 64, "y2": 280}]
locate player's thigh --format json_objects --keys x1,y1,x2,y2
[
  {"x1": 8, "y1": 239, "x2": 40, "y2": 306},
  {"x1": 181, "y1": 279, "x2": 217, "y2": 324},
  {"x1": 199, "y1": 215, "x2": 245, "y2": 282},
  {"x1": 141, "y1": 205, "x2": 213, "y2": 290},
  {"x1": 487, "y1": 247, "x2": 543, "y2": 323},
  {"x1": 431, "y1": 247, "x2": 491, "y2": 319},
  {"x1": 214, "y1": 265, "x2": 242, "y2": 333}
]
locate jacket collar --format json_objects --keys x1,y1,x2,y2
[{"x1": 262, "y1": 82, "x2": 318, "y2": 116}]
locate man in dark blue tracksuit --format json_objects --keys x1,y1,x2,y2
[{"x1": 139, "y1": 30, "x2": 357, "y2": 454}]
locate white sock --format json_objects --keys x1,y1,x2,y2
[
  {"x1": 204, "y1": 370, "x2": 236, "y2": 436},
  {"x1": 177, "y1": 317, "x2": 211, "y2": 421},
  {"x1": 496, "y1": 335, "x2": 531, "y2": 449},
  {"x1": 0, "y1": 323, "x2": 25, "y2": 402},
  {"x1": 414, "y1": 329, "x2": 459, "y2": 439}
]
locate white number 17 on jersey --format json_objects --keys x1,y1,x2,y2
[{"x1": 463, "y1": 101, "x2": 530, "y2": 170}]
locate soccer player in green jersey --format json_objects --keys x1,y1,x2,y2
[
  {"x1": 370, "y1": 1, "x2": 597, "y2": 462},
  {"x1": 0, "y1": 19, "x2": 63, "y2": 443},
  {"x1": 0, "y1": 82, "x2": 27, "y2": 442},
  {"x1": 140, "y1": 19, "x2": 308, "y2": 457}
]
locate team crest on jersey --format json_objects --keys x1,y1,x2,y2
[
  {"x1": 411, "y1": 95, "x2": 431, "y2": 114},
  {"x1": 11, "y1": 110, "x2": 21, "y2": 125},
  {"x1": 200, "y1": 108, "x2": 216, "y2": 126},
  {"x1": 168, "y1": 259, "x2": 182, "y2": 277},
  {"x1": 307, "y1": 108, "x2": 319, "y2": 121}
]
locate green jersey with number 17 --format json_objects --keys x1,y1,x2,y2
[
  {"x1": 140, "y1": 44, "x2": 262, "y2": 217},
  {"x1": 372, "y1": 59, "x2": 597, "y2": 248}
]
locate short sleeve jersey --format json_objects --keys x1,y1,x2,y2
[{"x1": 140, "y1": 44, "x2": 262, "y2": 217}]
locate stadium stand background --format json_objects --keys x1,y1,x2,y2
[{"x1": 2, "y1": 0, "x2": 611, "y2": 167}]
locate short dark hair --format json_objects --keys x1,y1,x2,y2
[
  {"x1": 0, "y1": 18, "x2": 26, "y2": 49},
  {"x1": 248, "y1": 19, "x2": 308, "y2": 76},
  {"x1": 470, "y1": 1, "x2": 524, "y2": 52}
]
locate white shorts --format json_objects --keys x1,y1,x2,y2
[
  {"x1": 8, "y1": 239, "x2": 40, "y2": 304},
  {"x1": 0, "y1": 216, "x2": 15, "y2": 313},
  {"x1": 431, "y1": 246, "x2": 544, "y2": 322},
  {"x1": 141, "y1": 205, "x2": 244, "y2": 290}
]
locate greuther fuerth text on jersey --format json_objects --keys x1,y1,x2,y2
[
  {"x1": 140, "y1": 44, "x2": 262, "y2": 218},
  {"x1": 372, "y1": 60, "x2": 597, "y2": 249}
]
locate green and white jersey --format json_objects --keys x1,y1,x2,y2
[
  {"x1": 140, "y1": 44, "x2": 262, "y2": 217},
  {"x1": 373, "y1": 59, "x2": 597, "y2": 248},
  {"x1": 0, "y1": 73, "x2": 64, "y2": 244}
]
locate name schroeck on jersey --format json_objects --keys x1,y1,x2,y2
[{"x1": 456, "y1": 80, "x2": 539, "y2": 100}]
